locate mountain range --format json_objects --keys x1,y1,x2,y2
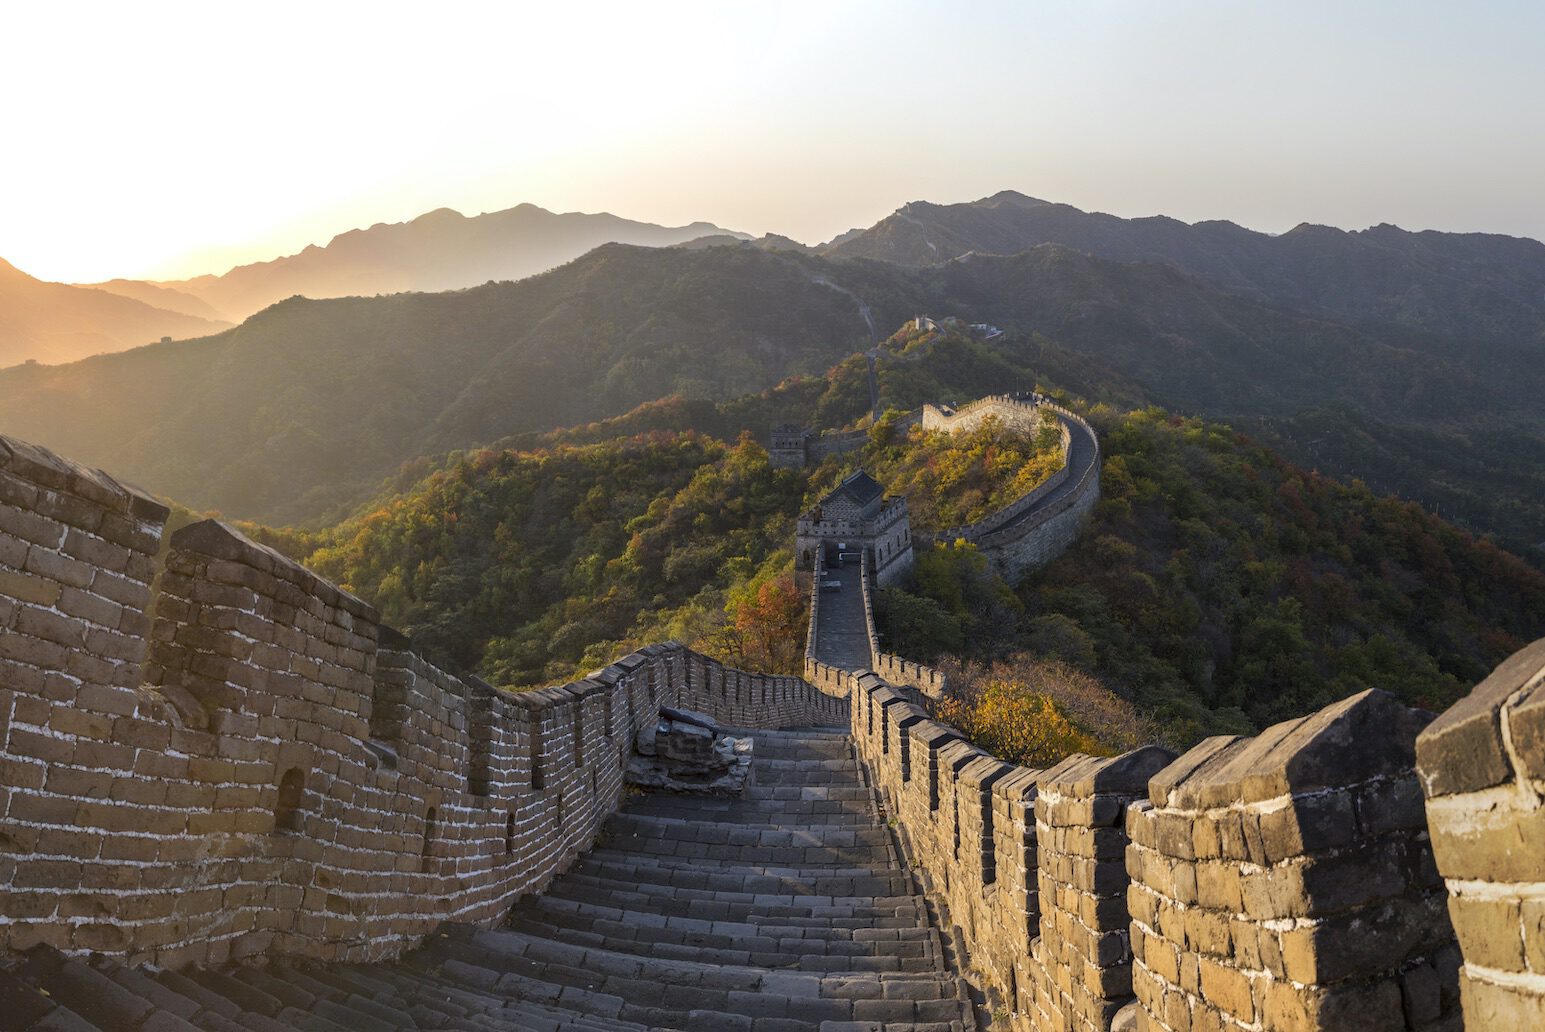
[
  {"x1": 826, "y1": 190, "x2": 1545, "y2": 345},
  {"x1": 0, "y1": 258, "x2": 230, "y2": 367},
  {"x1": 1, "y1": 190, "x2": 1542, "y2": 555},
  {"x1": 0, "y1": 245, "x2": 913, "y2": 524},
  {"x1": 84, "y1": 204, "x2": 746, "y2": 323}
]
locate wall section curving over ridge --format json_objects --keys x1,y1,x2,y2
[{"x1": 930, "y1": 395, "x2": 1101, "y2": 582}]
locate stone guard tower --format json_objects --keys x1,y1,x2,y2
[
  {"x1": 795, "y1": 469, "x2": 914, "y2": 586},
  {"x1": 768, "y1": 423, "x2": 812, "y2": 468}
]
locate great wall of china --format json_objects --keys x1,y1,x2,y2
[
  {"x1": 923, "y1": 395, "x2": 1101, "y2": 582},
  {"x1": 2, "y1": 392, "x2": 1544, "y2": 1030}
]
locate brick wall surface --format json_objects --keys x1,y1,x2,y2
[
  {"x1": 845, "y1": 658, "x2": 1490, "y2": 1032},
  {"x1": 1129, "y1": 690, "x2": 1458, "y2": 1031},
  {"x1": 0, "y1": 434, "x2": 847, "y2": 969},
  {"x1": 1417, "y1": 638, "x2": 1545, "y2": 1028}
]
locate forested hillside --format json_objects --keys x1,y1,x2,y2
[
  {"x1": 878, "y1": 407, "x2": 1545, "y2": 745},
  {"x1": 291, "y1": 433, "x2": 809, "y2": 686},
  {"x1": 248, "y1": 341, "x2": 1545, "y2": 755}
]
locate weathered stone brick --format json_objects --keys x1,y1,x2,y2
[
  {"x1": 0, "y1": 570, "x2": 62, "y2": 606},
  {"x1": 1448, "y1": 895, "x2": 1526, "y2": 972}
]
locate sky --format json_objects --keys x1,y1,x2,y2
[{"x1": 5, "y1": 0, "x2": 1543, "y2": 283}]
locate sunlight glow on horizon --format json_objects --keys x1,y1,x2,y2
[{"x1": 5, "y1": 0, "x2": 1544, "y2": 283}]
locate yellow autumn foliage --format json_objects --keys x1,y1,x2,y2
[{"x1": 934, "y1": 680, "x2": 1104, "y2": 768}]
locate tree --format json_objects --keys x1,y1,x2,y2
[{"x1": 726, "y1": 572, "x2": 807, "y2": 674}]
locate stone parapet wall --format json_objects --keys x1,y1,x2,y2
[
  {"x1": 803, "y1": 657, "x2": 850, "y2": 700},
  {"x1": 1029, "y1": 747, "x2": 1178, "y2": 1032},
  {"x1": 806, "y1": 426, "x2": 870, "y2": 461},
  {"x1": 1130, "y1": 691, "x2": 1458, "y2": 1031},
  {"x1": 843, "y1": 656, "x2": 1175, "y2": 1032},
  {"x1": 843, "y1": 646, "x2": 1480, "y2": 1032},
  {"x1": 859, "y1": 548, "x2": 949, "y2": 699},
  {"x1": 0, "y1": 434, "x2": 845, "y2": 970},
  {"x1": 872, "y1": 652, "x2": 948, "y2": 699},
  {"x1": 1417, "y1": 638, "x2": 1545, "y2": 1026},
  {"x1": 922, "y1": 394, "x2": 1044, "y2": 437},
  {"x1": 672, "y1": 647, "x2": 847, "y2": 728}
]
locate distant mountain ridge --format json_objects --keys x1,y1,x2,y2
[
  {"x1": 0, "y1": 258, "x2": 230, "y2": 368},
  {"x1": 823, "y1": 190, "x2": 1545, "y2": 343},
  {"x1": 0, "y1": 244, "x2": 912, "y2": 524},
  {"x1": 90, "y1": 204, "x2": 748, "y2": 322}
]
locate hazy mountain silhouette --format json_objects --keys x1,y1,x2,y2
[
  {"x1": 75, "y1": 278, "x2": 228, "y2": 321},
  {"x1": 0, "y1": 258, "x2": 230, "y2": 367},
  {"x1": 825, "y1": 190, "x2": 1545, "y2": 344},
  {"x1": 93, "y1": 204, "x2": 748, "y2": 322},
  {"x1": 0, "y1": 245, "x2": 913, "y2": 524}
]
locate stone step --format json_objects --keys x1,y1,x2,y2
[
  {"x1": 19, "y1": 949, "x2": 657, "y2": 1032},
  {"x1": 502, "y1": 903, "x2": 947, "y2": 968},
  {"x1": 598, "y1": 838, "x2": 899, "y2": 870},
  {"x1": 751, "y1": 755, "x2": 863, "y2": 769},
  {"x1": 500, "y1": 914, "x2": 946, "y2": 975},
  {"x1": 583, "y1": 845, "x2": 897, "y2": 874},
  {"x1": 362, "y1": 959, "x2": 654, "y2": 1030},
  {"x1": 625, "y1": 805, "x2": 876, "y2": 829},
  {"x1": 627, "y1": 796, "x2": 877, "y2": 826},
  {"x1": 601, "y1": 814, "x2": 898, "y2": 867},
  {"x1": 577, "y1": 850, "x2": 914, "y2": 896},
  {"x1": 543, "y1": 871, "x2": 929, "y2": 924},
  {"x1": 608, "y1": 811, "x2": 892, "y2": 845},
  {"x1": 2, "y1": 729, "x2": 975, "y2": 1032},
  {"x1": 411, "y1": 928, "x2": 966, "y2": 1031},
  {"x1": 752, "y1": 740, "x2": 855, "y2": 761},
  {"x1": 526, "y1": 890, "x2": 935, "y2": 934},
  {"x1": 744, "y1": 784, "x2": 874, "y2": 800}
]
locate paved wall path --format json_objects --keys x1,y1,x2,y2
[
  {"x1": 812, "y1": 565, "x2": 874, "y2": 671},
  {"x1": 5, "y1": 728, "x2": 976, "y2": 1032},
  {"x1": 991, "y1": 411, "x2": 1097, "y2": 536}
]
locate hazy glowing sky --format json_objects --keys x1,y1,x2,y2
[{"x1": 6, "y1": 0, "x2": 1543, "y2": 283}]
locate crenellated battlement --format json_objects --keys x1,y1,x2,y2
[
  {"x1": 841, "y1": 659, "x2": 1480, "y2": 1031},
  {"x1": 921, "y1": 392, "x2": 1046, "y2": 437}
]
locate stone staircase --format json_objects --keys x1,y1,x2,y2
[{"x1": 3, "y1": 728, "x2": 977, "y2": 1032}]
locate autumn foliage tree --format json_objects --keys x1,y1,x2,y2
[
  {"x1": 722, "y1": 571, "x2": 808, "y2": 674},
  {"x1": 933, "y1": 654, "x2": 1155, "y2": 766}
]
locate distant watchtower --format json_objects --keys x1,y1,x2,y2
[
  {"x1": 795, "y1": 470, "x2": 914, "y2": 587},
  {"x1": 768, "y1": 423, "x2": 813, "y2": 468}
]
